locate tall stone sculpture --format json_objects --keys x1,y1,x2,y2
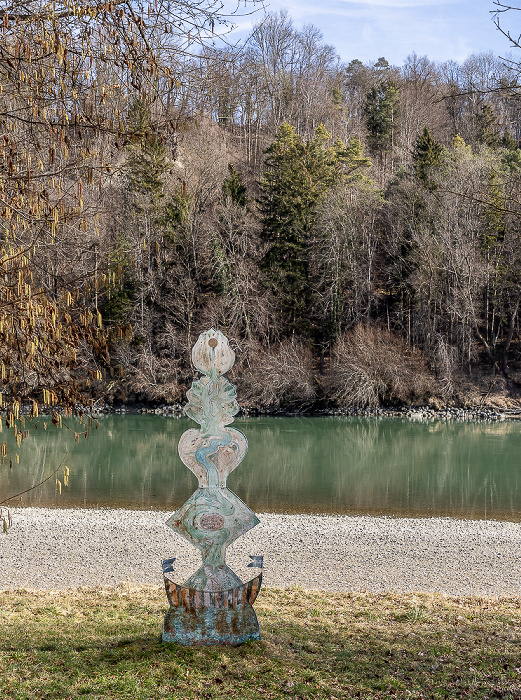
[{"x1": 162, "y1": 328, "x2": 263, "y2": 646}]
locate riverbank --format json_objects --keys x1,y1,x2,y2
[
  {"x1": 1, "y1": 508, "x2": 520, "y2": 598},
  {"x1": 7, "y1": 394, "x2": 521, "y2": 422},
  {"x1": 96, "y1": 392, "x2": 521, "y2": 421},
  {"x1": 83, "y1": 400, "x2": 521, "y2": 426}
]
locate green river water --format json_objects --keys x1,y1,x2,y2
[{"x1": 1, "y1": 415, "x2": 521, "y2": 520}]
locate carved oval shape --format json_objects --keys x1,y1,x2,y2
[
  {"x1": 200, "y1": 513, "x2": 225, "y2": 530},
  {"x1": 192, "y1": 328, "x2": 235, "y2": 376},
  {"x1": 178, "y1": 428, "x2": 248, "y2": 488}
]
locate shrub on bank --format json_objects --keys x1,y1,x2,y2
[
  {"x1": 326, "y1": 325, "x2": 436, "y2": 408},
  {"x1": 235, "y1": 339, "x2": 316, "y2": 411}
]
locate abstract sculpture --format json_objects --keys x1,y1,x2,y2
[{"x1": 162, "y1": 328, "x2": 263, "y2": 646}]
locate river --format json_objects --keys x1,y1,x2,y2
[{"x1": 1, "y1": 415, "x2": 520, "y2": 520}]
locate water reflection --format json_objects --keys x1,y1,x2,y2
[{"x1": 0, "y1": 415, "x2": 520, "y2": 520}]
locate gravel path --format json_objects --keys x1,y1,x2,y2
[{"x1": 1, "y1": 508, "x2": 520, "y2": 597}]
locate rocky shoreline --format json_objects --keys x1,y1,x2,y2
[
  {"x1": 106, "y1": 402, "x2": 521, "y2": 423},
  {"x1": 6, "y1": 395, "x2": 521, "y2": 422},
  {"x1": 1, "y1": 508, "x2": 521, "y2": 598}
]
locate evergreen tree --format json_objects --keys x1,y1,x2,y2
[
  {"x1": 483, "y1": 168, "x2": 506, "y2": 249},
  {"x1": 374, "y1": 57, "x2": 391, "y2": 75},
  {"x1": 341, "y1": 136, "x2": 374, "y2": 183},
  {"x1": 222, "y1": 164, "x2": 247, "y2": 207},
  {"x1": 476, "y1": 104, "x2": 500, "y2": 149},
  {"x1": 258, "y1": 124, "x2": 321, "y2": 336},
  {"x1": 501, "y1": 131, "x2": 518, "y2": 151},
  {"x1": 258, "y1": 123, "x2": 371, "y2": 338},
  {"x1": 213, "y1": 165, "x2": 248, "y2": 298},
  {"x1": 413, "y1": 126, "x2": 445, "y2": 191},
  {"x1": 364, "y1": 80, "x2": 399, "y2": 155},
  {"x1": 501, "y1": 147, "x2": 521, "y2": 172}
]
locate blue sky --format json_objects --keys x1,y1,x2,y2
[{"x1": 227, "y1": 0, "x2": 517, "y2": 66}]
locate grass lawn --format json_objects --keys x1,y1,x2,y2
[{"x1": 0, "y1": 586, "x2": 520, "y2": 699}]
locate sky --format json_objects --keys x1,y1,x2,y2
[{"x1": 226, "y1": 0, "x2": 518, "y2": 67}]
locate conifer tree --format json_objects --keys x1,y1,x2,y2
[
  {"x1": 222, "y1": 164, "x2": 247, "y2": 207},
  {"x1": 501, "y1": 131, "x2": 518, "y2": 152},
  {"x1": 413, "y1": 126, "x2": 445, "y2": 191},
  {"x1": 476, "y1": 104, "x2": 500, "y2": 149},
  {"x1": 212, "y1": 165, "x2": 248, "y2": 298},
  {"x1": 364, "y1": 80, "x2": 399, "y2": 155},
  {"x1": 258, "y1": 124, "x2": 315, "y2": 336},
  {"x1": 258, "y1": 123, "x2": 371, "y2": 338},
  {"x1": 342, "y1": 136, "x2": 374, "y2": 183}
]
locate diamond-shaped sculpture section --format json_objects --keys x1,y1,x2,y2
[{"x1": 162, "y1": 329, "x2": 263, "y2": 646}]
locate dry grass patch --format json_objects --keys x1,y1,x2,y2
[{"x1": 0, "y1": 586, "x2": 520, "y2": 699}]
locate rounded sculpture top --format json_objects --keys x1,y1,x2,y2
[{"x1": 192, "y1": 328, "x2": 235, "y2": 376}]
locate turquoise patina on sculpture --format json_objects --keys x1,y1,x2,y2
[{"x1": 162, "y1": 328, "x2": 263, "y2": 645}]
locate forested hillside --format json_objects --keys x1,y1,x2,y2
[{"x1": 2, "y1": 2, "x2": 521, "y2": 411}]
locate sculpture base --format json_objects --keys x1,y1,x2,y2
[
  {"x1": 162, "y1": 573, "x2": 262, "y2": 646},
  {"x1": 163, "y1": 602, "x2": 260, "y2": 646}
]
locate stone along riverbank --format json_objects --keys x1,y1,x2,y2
[
  {"x1": 1, "y1": 508, "x2": 520, "y2": 597},
  {"x1": 112, "y1": 403, "x2": 521, "y2": 422}
]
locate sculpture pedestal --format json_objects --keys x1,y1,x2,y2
[{"x1": 162, "y1": 574, "x2": 262, "y2": 646}]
